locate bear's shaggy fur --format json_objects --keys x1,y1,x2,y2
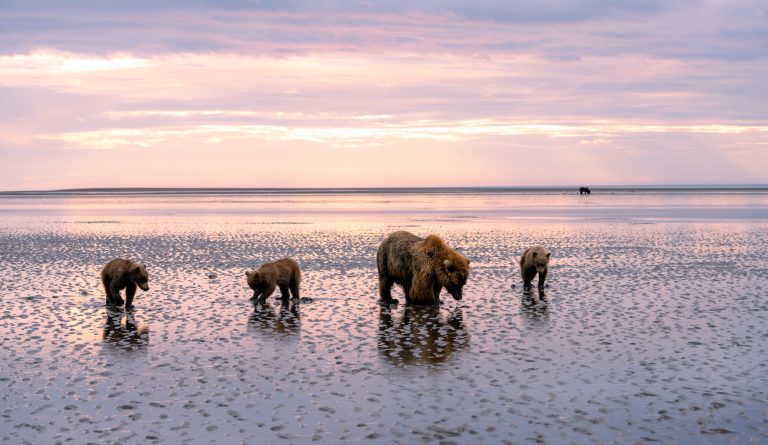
[
  {"x1": 519, "y1": 245, "x2": 551, "y2": 290},
  {"x1": 246, "y1": 258, "x2": 301, "y2": 302},
  {"x1": 377, "y1": 231, "x2": 470, "y2": 305},
  {"x1": 101, "y1": 258, "x2": 149, "y2": 308}
]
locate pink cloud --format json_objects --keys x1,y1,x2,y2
[{"x1": 0, "y1": 3, "x2": 766, "y2": 189}]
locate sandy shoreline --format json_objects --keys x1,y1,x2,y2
[{"x1": 1, "y1": 193, "x2": 767, "y2": 444}]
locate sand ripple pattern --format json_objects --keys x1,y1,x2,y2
[{"x1": 1, "y1": 220, "x2": 767, "y2": 444}]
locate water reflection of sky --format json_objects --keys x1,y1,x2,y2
[
  {"x1": 1, "y1": 192, "x2": 767, "y2": 443},
  {"x1": 1, "y1": 191, "x2": 768, "y2": 224}
]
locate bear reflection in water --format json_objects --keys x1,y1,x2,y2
[
  {"x1": 101, "y1": 308, "x2": 149, "y2": 351},
  {"x1": 248, "y1": 300, "x2": 300, "y2": 336},
  {"x1": 378, "y1": 306, "x2": 469, "y2": 365},
  {"x1": 520, "y1": 289, "x2": 550, "y2": 327}
]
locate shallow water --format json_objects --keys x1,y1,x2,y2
[{"x1": 1, "y1": 191, "x2": 767, "y2": 444}]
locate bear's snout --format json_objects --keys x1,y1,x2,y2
[
  {"x1": 139, "y1": 283, "x2": 149, "y2": 291},
  {"x1": 449, "y1": 288, "x2": 463, "y2": 301}
]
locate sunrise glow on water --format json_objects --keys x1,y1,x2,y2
[{"x1": 1, "y1": 190, "x2": 767, "y2": 443}]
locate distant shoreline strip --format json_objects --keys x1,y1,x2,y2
[{"x1": 1, "y1": 186, "x2": 768, "y2": 196}]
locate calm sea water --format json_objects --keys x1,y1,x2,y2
[
  {"x1": 1, "y1": 188, "x2": 767, "y2": 444},
  {"x1": 2, "y1": 187, "x2": 767, "y2": 221}
]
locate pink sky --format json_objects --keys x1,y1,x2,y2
[{"x1": 1, "y1": 1, "x2": 767, "y2": 189}]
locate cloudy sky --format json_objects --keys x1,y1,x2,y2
[{"x1": 1, "y1": 0, "x2": 766, "y2": 189}]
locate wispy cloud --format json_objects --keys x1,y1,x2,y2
[{"x1": 0, "y1": 1, "x2": 766, "y2": 188}]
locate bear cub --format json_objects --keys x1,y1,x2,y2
[
  {"x1": 101, "y1": 258, "x2": 149, "y2": 308},
  {"x1": 519, "y1": 246, "x2": 551, "y2": 290},
  {"x1": 246, "y1": 258, "x2": 301, "y2": 302}
]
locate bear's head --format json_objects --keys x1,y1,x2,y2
[
  {"x1": 530, "y1": 246, "x2": 551, "y2": 273},
  {"x1": 423, "y1": 234, "x2": 471, "y2": 301},
  {"x1": 245, "y1": 270, "x2": 265, "y2": 295},
  {"x1": 439, "y1": 255, "x2": 471, "y2": 301},
  {"x1": 132, "y1": 263, "x2": 149, "y2": 291}
]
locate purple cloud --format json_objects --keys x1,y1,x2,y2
[{"x1": 0, "y1": 0, "x2": 766, "y2": 189}]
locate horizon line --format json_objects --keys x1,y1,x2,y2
[{"x1": 2, "y1": 184, "x2": 768, "y2": 195}]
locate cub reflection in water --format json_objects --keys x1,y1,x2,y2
[
  {"x1": 378, "y1": 306, "x2": 469, "y2": 366},
  {"x1": 248, "y1": 299, "x2": 300, "y2": 336},
  {"x1": 520, "y1": 289, "x2": 550, "y2": 326},
  {"x1": 101, "y1": 308, "x2": 149, "y2": 351}
]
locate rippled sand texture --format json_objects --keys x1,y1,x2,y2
[{"x1": 2, "y1": 205, "x2": 768, "y2": 443}]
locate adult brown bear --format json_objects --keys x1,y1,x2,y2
[{"x1": 376, "y1": 231, "x2": 470, "y2": 305}]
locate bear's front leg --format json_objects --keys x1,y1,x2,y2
[
  {"x1": 522, "y1": 267, "x2": 536, "y2": 290},
  {"x1": 432, "y1": 282, "x2": 442, "y2": 306},
  {"x1": 125, "y1": 283, "x2": 137, "y2": 309},
  {"x1": 409, "y1": 269, "x2": 437, "y2": 305},
  {"x1": 537, "y1": 270, "x2": 547, "y2": 290},
  {"x1": 260, "y1": 283, "x2": 276, "y2": 302}
]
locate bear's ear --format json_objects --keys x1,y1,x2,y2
[
  {"x1": 133, "y1": 265, "x2": 142, "y2": 274},
  {"x1": 532, "y1": 251, "x2": 538, "y2": 257},
  {"x1": 546, "y1": 252, "x2": 551, "y2": 258},
  {"x1": 443, "y1": 259, "x2": 454, "y2": 271}
]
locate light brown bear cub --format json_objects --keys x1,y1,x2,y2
[
  {"x1": 377, "y1": 230, "x2": 470, "y2": 305},
  {"x1": 520, "y1": 245, "x2": 551, "y2": 290},
  {"x1": 101, "y1": 258, "x2": 149, "y2": 308},
  {"x1": 246, "y1": 258, "x2": 301, "y2": 302}
]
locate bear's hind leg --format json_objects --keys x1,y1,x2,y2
[
  {"x1": 125, "y1": 283, "x2": 137, "y2": 309},
  {"x1": 110, "y1": 283, "x2": 124, "y2": 307},
  {"x1": 103, "y1": 278, "x2": 113, "y2": 306},
  {"x1": 378, "y1": 276, "x2": 398, "y2": 304},
  {"x1": 278, "y1": 285, "x2": 290, "y2": 301},
  {"x1": 289, "y1": 279, "x2": 300, "y2": 299}
]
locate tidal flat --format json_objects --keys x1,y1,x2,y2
[{"x1": 1, "y1": 190, "x2": 767, "y2": 444}]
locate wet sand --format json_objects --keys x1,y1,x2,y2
[{"x1": 1, "y1": 191, "x2": 767, "y2": 444}]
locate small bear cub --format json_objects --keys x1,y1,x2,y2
[
  {"x1": 519, "y1": 246, "x2": 551, "y2": 290},
  {"x1": 246, "y1": 258, "x2": 301, "y2": 302},
  {"x1": 101, "y1": 258, "x2": 149, "y2": 308}
]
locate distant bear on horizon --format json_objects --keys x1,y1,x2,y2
[
  {"x1": 377, "y1": 230, "x2": 470, "y2": 305},
  {"x1": 101, "y1": 258, "x2": 149, "y2": 308}
]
